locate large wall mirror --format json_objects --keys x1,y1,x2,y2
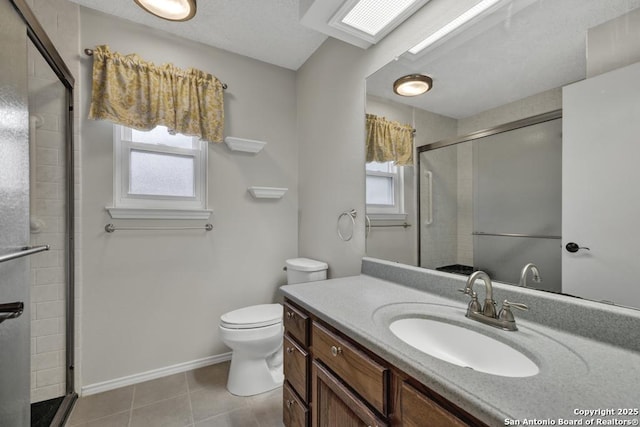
[{"x1": 365, "y1": 0, "x2": 640, "y2": 309}]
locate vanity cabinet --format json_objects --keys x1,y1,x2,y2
[
  {"x1": 283, "y1": 301, "x2": 310, "y2": 426},
  {"x1": 283, "y1": 298, "x2": 485, "y2": 427}
]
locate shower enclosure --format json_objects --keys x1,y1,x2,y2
[
  {"x1": 419, "y1": 113, "x2": 562, "y2": 291},
  {"x1": 1, "y1": 0, "x2": 76, "y2": 425}
]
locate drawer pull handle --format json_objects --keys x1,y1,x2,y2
[
  {"x1": 286, "y1": 399, "x2": 296, "y2": 408},
  {"x1": 286, "y1": 311, "x2": 295, "y2": 319},
  {"x1": 330, "y1": 345, "x2": 342, "y2": 356},
  {"x1": 286, "y1": 347, "x2": 295, "y2": 353}
]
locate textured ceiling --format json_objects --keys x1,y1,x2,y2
[
  {"x1": 366, "y1": 0, "x2": 640, "y2": 119},
  {"x1": 69, "y1": 0, "x2": 328, "y2": 70}
]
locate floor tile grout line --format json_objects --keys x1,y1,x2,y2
[
  {"x1": 184, "y1": 372, "x2": 195, "y2": 426},
  {"x1": 128, "y1": 385, "x2": 135, "y2": 427},
  {"x1": 131, "y1": 390, "x2": 191, "y2": 411}
]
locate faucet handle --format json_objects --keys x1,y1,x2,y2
[
  {"x1": 502, "y1": 300, "x2": 528, "y2": 311},
  {"x1": 458, "y1": 288, "x2": 482, "y2": 313},
  {"x1": 499, "y1": 300, "x2": 528, "y2": 323}
]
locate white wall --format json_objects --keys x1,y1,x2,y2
[
  {"x1": 296, "y1": 38, "x2": 368, "y2": 278},
  {"x1": 79, "y1": 9, "x2": 298, "y2": 388}
]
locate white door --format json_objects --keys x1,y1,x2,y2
[{"x1": 562, "y1": 61, "x2": 640, "y2": 308}]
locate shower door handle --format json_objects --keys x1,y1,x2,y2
[{"x1": 0, "y1": 302, "x2": 24, "y2": 324}]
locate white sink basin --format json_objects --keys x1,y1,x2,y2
[{"x1": 389, "y1": 318, "x2": 539, "y2": 377}]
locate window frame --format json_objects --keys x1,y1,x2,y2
[
  {"x1": 107, "y1": 125, "x2": 211, "y2": 220},
  {"x1": 365, "y1": 161, "x2": 406, "y2": 220}
]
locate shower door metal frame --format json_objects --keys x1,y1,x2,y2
[
  {"x1": 416, "y1": 109, "x2": 562, "y2": 267},
  {"x1": 9, "y1": 0, "x2": 77, "y2": 423}
]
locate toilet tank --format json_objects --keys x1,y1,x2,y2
[{"x1": 285, "y1": 258, "x2": 328, "y2": 284}]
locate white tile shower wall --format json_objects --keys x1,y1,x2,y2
[
  {"x1": 26, "y1": 0, "x2": 81, "y2": 402},
  {"x1": 28, "y1": 40, "x2": 67, "y2": 403}
]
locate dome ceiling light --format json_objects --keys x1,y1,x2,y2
[
  {"x1": 393, "y1": 74, "x2": 433, "y2": 97},
  {"x1": 134, "y1": 0, "x2": 197, "y2": 22}
]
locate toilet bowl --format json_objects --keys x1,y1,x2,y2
[
  {"x1": 219, "y1": 258, "x2": 328, "y2": 396},
  {"x1": 219, "y1": 304, "x2": 284, "y2": 396}
]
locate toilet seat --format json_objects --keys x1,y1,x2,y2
[{"x1": 220, "y1": 303, "x2": 282, "y2": 329}]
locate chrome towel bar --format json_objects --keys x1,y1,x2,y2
[
  {"x1": 472, "y1": 232, "x2": 561, "y2": 239},
  {"x1": 0, "y1": 245, "x2": 50, "y2": 264},
  {"x1": 370, "y1": 223, "x2": 412, "y2": 229},
  {"x1": 105, "y1": 223, "x2": 213, "y2": 233}
]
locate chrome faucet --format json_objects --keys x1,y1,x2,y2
[
  {"x1": 463, "y1": 271, "x2": 497, "y2": 318},
  {"x1": 459, "y1": 270, "x2": 528, "y2": 331},
  {"x1": 519, "y1": 263, "x2": 542, "y2": 288}
]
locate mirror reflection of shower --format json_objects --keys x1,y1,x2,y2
[{"x1": 29, "y1": 113, "x2": 44, "y2": 233}]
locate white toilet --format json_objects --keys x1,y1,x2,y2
[{"x1": 219, "y1": 258, "x2": 328, "y2": 396}]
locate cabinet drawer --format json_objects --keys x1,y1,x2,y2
[
  {"x1": 284, "y1": 301, "x2": 309, "y2": 347},
  {"x1": 284, "y1": 381, "x2": 308, "y2": 427},
  {"x1": 401, "y1": 382, "x2": 467, "y2": 427},
  {"x1": 312, "y1": 322, "x2": 388, "y2": 415},
  {"x1": 284, "y1": 334, "x2": 309, "y2": 402}
]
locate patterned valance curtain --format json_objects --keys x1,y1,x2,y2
[
  {"x1": 365, "y1": 114, "x2": 414, "y2": 166},
  {"x1": 88, "y1": 45, "x2": 224, "y2": 143}
]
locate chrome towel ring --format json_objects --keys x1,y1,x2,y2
[{"x1": 337, "y1": 209, "x2": 357, "y2": 241}]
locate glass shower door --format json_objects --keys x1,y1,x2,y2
[{"x1": 0, "y1": 0, "x2": 31, "y2": 424}]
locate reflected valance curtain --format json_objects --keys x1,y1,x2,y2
[
  {"x1": 365, "y1": 114, "x2": 414, "y2": 166},
  {"x1": 88, "y1": 45, "x2": 224, "y2": 143}
]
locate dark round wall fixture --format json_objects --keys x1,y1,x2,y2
[
  {"x1": 393, "y1": 74, "x2": 433, "y2": 97},
  {"x1": 134, "y1": 0, "x2": 197, "y2": 22}
]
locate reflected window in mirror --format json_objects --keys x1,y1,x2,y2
[{"x1": 366, "y1": 161, "x2": 405, "y2": 218}]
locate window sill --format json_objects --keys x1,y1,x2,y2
[{"x1": 106, "y1": 207, "x2": 212, "y2": 220}]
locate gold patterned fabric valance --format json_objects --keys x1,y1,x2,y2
[
  {"x1": 365, "y1": 114, "x2": 414, "y2": 166},
  {"x1": 88, "y1": 45, "x2": 224, "y2": 143}
]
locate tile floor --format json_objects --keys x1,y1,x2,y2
[{"x1": 65, "y1": 362, "x2": 284, "y2": 427}]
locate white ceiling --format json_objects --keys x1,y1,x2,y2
[
  {"x1": 366, "y1": 0, "x2": 640, "y2": 119},
  {"x1": 68, "y1": 0, "x2": 328, "y2": 70}
]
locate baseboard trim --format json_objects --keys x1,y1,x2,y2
[{"x1": 80, "y1": 352, "x2": 232, "y2": 396}]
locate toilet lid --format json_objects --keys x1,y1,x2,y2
[{"x1": 220, "y1": 303, "x2": 283, "y2": 329}]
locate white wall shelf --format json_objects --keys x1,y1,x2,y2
[
  {"x1": 248, "y1": 187, "x2": 288, "y2": 199},
  {"x1": 224, "y1": 136, "x2": 267, "y2": 153}
]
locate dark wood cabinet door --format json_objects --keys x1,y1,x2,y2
[
  {"x1": 401, "y1": 382, "x2": 467, "y2": 427},
  {"x1": 284, "y1": 382, "x2": 308, "y2": 427},
  {"x1": 284, "y1": 334, "x2": 309, "y2": 401},
  {"x1": 311, "y1": 361, "x2": 387, "y2": 427}
]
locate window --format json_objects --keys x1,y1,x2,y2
[
  {"x1": 366, "y1": 161, "x2": 405, "y2": 218},
  {"x1": 108, "y1": 125, "x2": 211, "y2": 219}
]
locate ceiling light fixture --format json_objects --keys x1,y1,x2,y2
[
  {"x1": 393, "y1": 74, "x2": 433, "y2": 97},
  {"x1": 134, "y1": 0, "x2": 197, "y2": 22},
  {"x1": 408, "y1": 0, "x2": 503, "y2": 54}
]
